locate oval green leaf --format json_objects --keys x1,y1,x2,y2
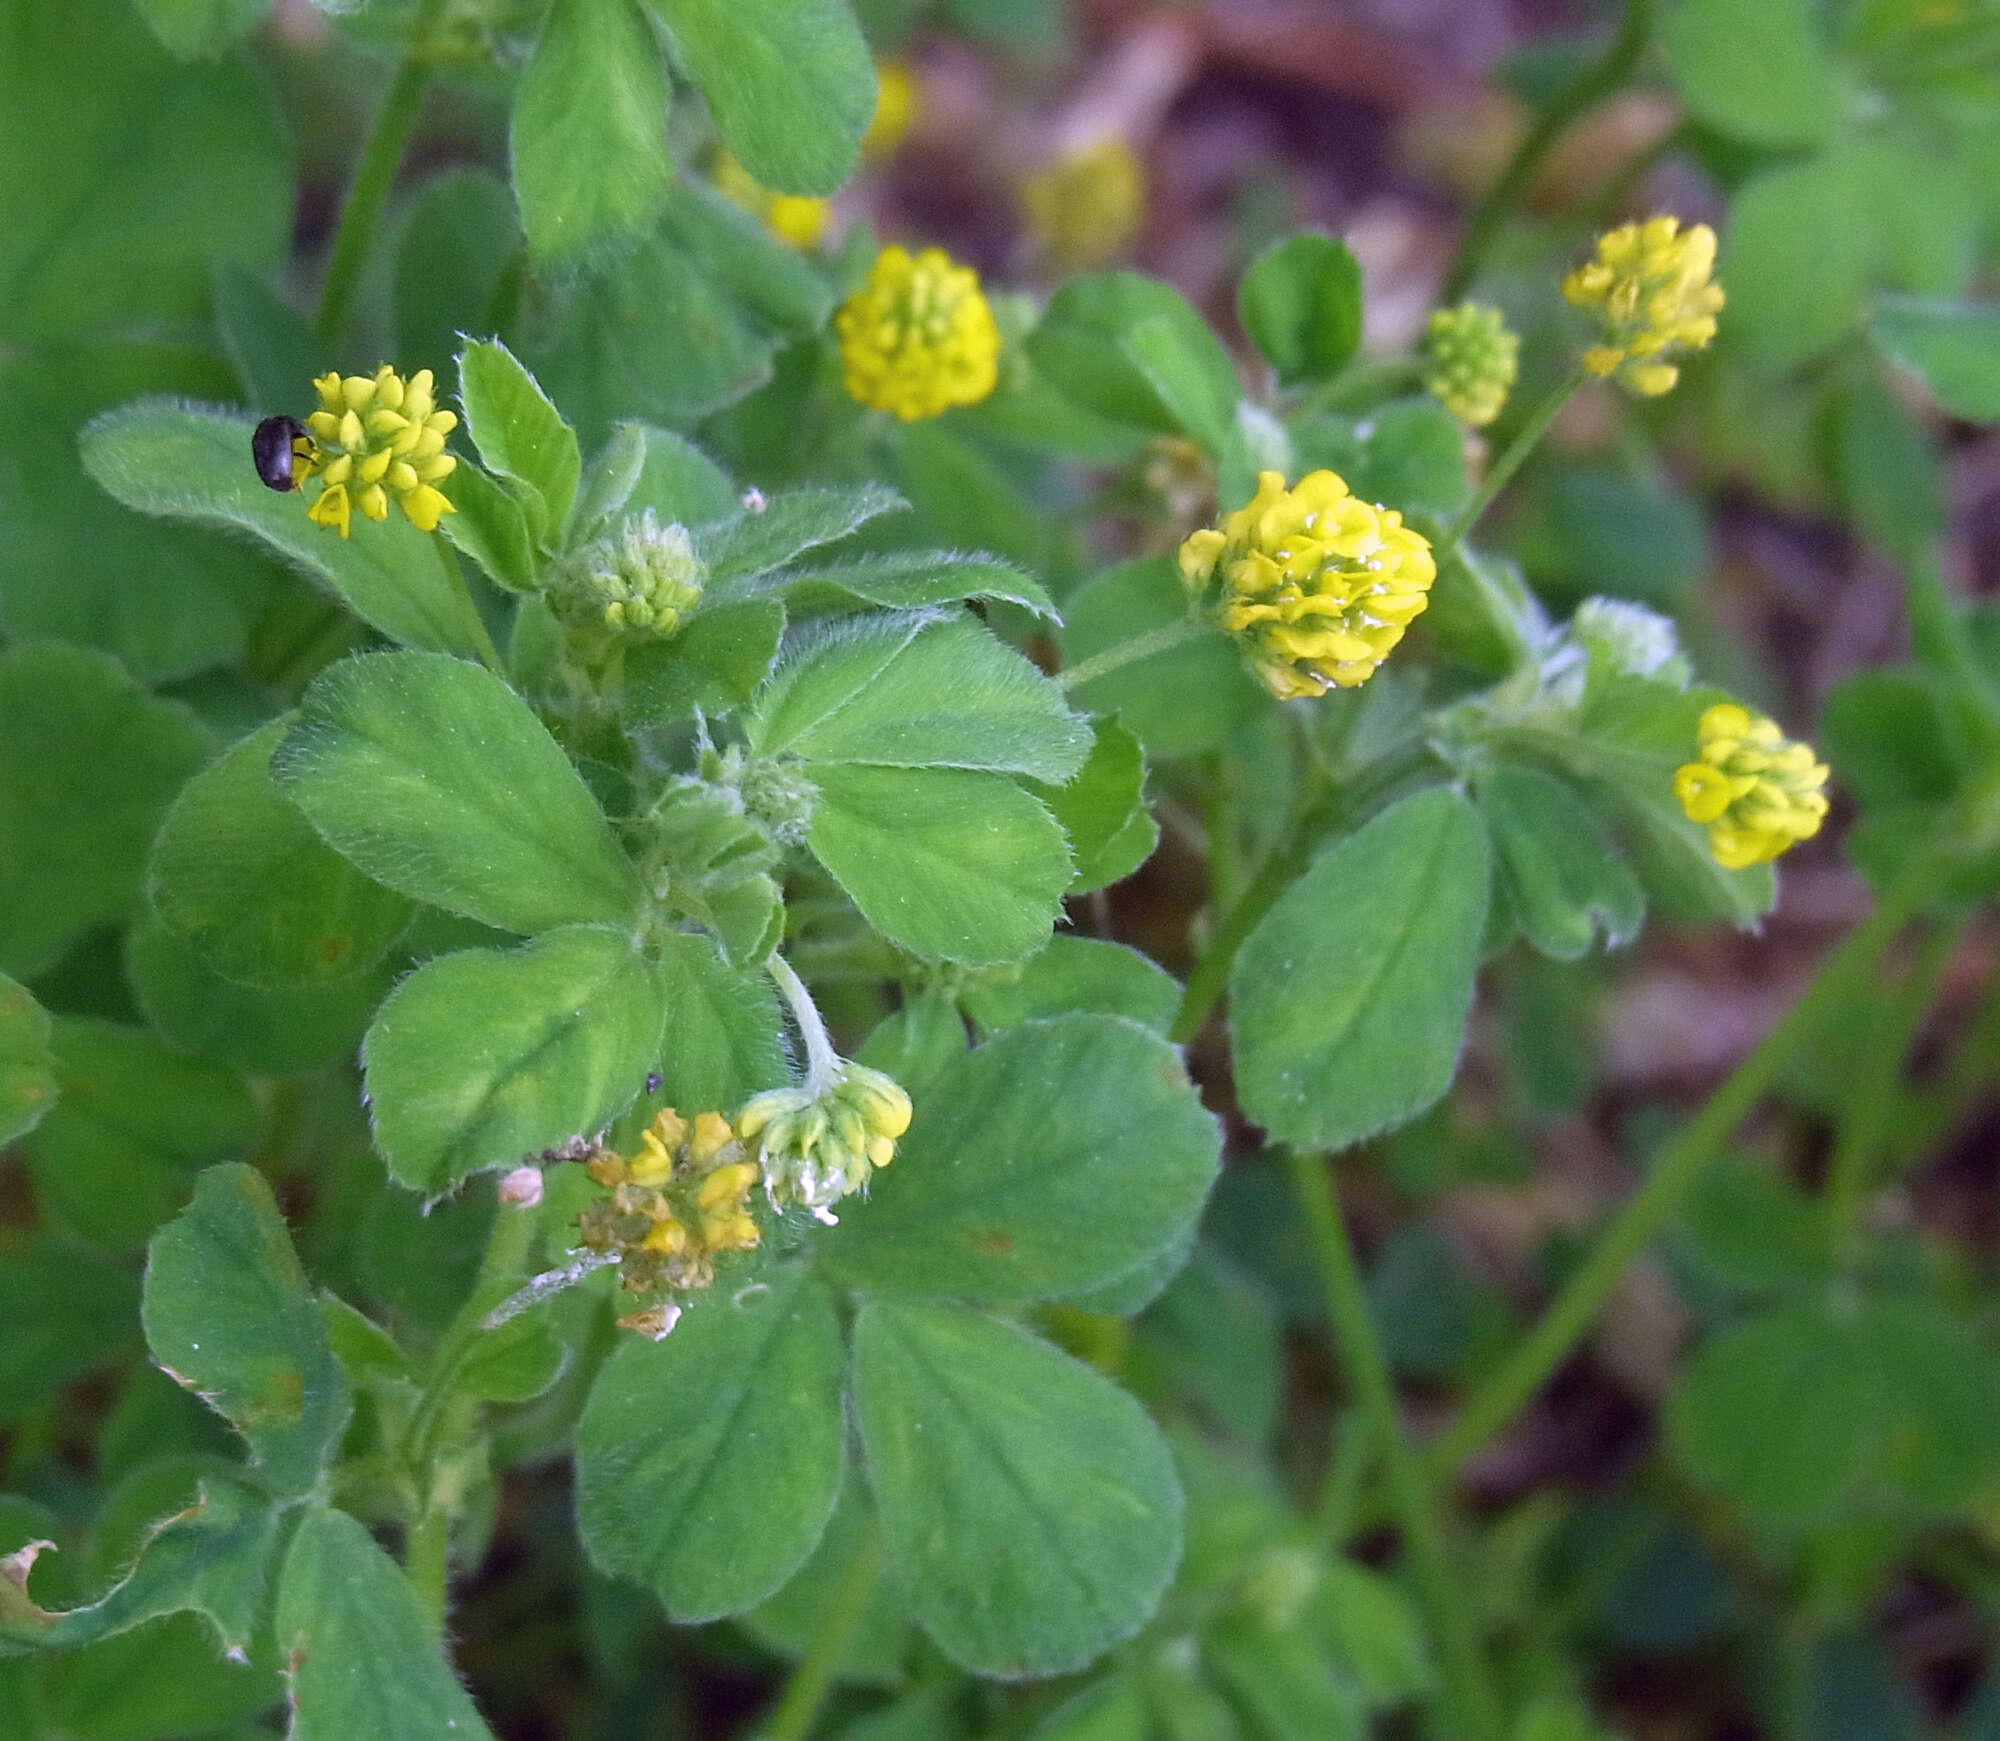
[
  {"x1": 853, "y1": 1300, "x2": 1183, "y2": 1677},
  {"x1": 575, "y1": 1266, "x2": 846, "y2": 1620},
  {"x1": 1230, "y1": 787, "x2": 1489, "y2": 1151},
  {"x1": 272, "y1": 651, "x2": 643, "y2": 936},
  {"x1": 822, "y1": 1013, "x2": 1218, "y2": 1301},
  {"x1": 363, "y1": 925, "x2": 668, "y2": 1193}
]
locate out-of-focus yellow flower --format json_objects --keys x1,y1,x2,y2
[
  {"x1": 1562, "y1": 215, "x2": 1723, "y2": 397},
  {"x1": 862, "y1": 58, "x2": 918, "y2": 158},
  {"x1": 1673, "y1": 702, "x2": 1829, "y2": 869},
  {"x1": 737, "y1": 1062, "x2": 913, "y2": 1218},
  {"x1": 1423, "y1": 302, "x2": 1520, "y2": 426},
  {"x1": 576, "y1": 1107, "x2": 762, "y2": 1310},
  {"x1": 1020, "y1": 139, "x2": 1146, "y2": 273},
  {"x1": 300, "y1": 365, "x2": 457, "y2": 538},
  {"x1": 1177, "y1": 469, "x2": 1437, "y2": 698},
  {"x1": 834, "y1": 245, "x2": 1001, "y2": 420},
  {"x1": 712, "y1": 150, "x2": 832, "y2": 249}
]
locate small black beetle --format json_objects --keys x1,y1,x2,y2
[{"x1": 252, "y1": 415, "x2": 311, "y2": 492}]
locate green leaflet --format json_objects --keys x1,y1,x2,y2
[
  {"x1": 363, "y1": 926, "x2": 668, "y2": 1193},
  {"x1": 141, "y1": 1165, "x2": 352, "y2": 1496},
  {"x1": 148, "y1": 718, "x2": 414, "y2": 988},
  {"x1": 822, "y1": 1013, "x2": 1218, "y2": 1301},
  {"x1": 1230, "y1": 788, "x2": 1489, "y2": 1151},
  {"x1": 275, "y1": 1507, "x2": 497, "y2": 1740},
  {"x1": 575, "y1": 1266, "x2": 846, "y2": 1620},
  {"x1": 272, "y1": 651, "x2": 644, "y2": 936},
  {"x1": 853, "y1": 1301, "x2": 1183, "y2": 1677}
]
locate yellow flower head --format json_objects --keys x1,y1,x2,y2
[
  {"x1": 834, "y1": 245, "x2": 1001, "y2": 421},
  {"x1": 1562, "y1": 215, "x2": 1724, "y2": 397},
  {"x1": 300, "y1": 365, "x2": 457, "y2": 538},
  {"x1": 737, "y1": 1061, "x2": 913, "y2": 1219},
  {"x1": 1177, "y1": 469, "x2": 1438, "y2": 698},
  {"x1": 577, "y1": 1106, "x2": 761, "y2": 1305},
  {"x1": 1020, "y1": 139, "x2": 1146, "y2": 273},
  {"x1": 862, "y1": 58, "x2": 919, "y2": 159},
  {"x1": 1673, "y1": 702, "x2": 1830, "y2": 870},
  {"x1": 1424, "y1": 302, "x2": 1520, "y2": 427},
  {"x1": 712, "y1": 149, "x2": 832, "y2": 249}
]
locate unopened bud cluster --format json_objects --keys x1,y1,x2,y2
[
  {"x1": 737, "y1": 1062, "x2": 913, "y2": 1219},
  {"x1": 559, "y1": 509, "x2": 706, "y2": 639},
  {"x1": 1423, "y1": 302, "x2": 1519, "y2": 427}
]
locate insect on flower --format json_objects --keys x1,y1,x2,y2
[{"x1": 251, "y1": 414, "x2": 316, "y2": 492}]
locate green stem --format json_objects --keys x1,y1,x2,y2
[
  {"x1": 433, "y1": 535, "x2": 506, "y2": 673},
  {"x1": 1311, "y1": 1405, "x2": 1372, "y2": 1551},
  {"x1": 1201, "y1": 753, "x2": 1243, "y2": 915},
  {"x1": 760, "y1": 1531, "x2": 883, "y2": 1741},
  {"x1": 768, "y1": 953, "x2": 842, "y2": 1087},
  {"x1": 1441, "y1": 367, "x2": 1586, "y2": 551},
  {"x1": 1056, "y1": 617, "x2": 1209, "y2": 691},
  {"x1": 316, "y1": 4, "x2": 446, "y2": 344},
  {"x1": 1881, "y1": 956, "x2": 2000, "y2": 1179},
  {"x1": 1823, "y1": 918, "x2": 1963, "y2": 1259},
  {"x1": 1428, "y1": 845, "x2": 1953, "y2": 1478},
  {"x1": 1287, "y1": 1152, "x2": 1503, "y2": 1741},
  {"x1": 405, "y1": 1508, "x2": 450, "y2": 1637},
  {"x1": 1169, "y1": 827, "x2": 1309, "y2": 1045},
  {"x1": 1441, "y1": 0, "x2": 1656, "y2": 302}
]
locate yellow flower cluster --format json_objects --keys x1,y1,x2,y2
[
  {"x1": 1177, "y1": 469, "x2": 1438, "y2": 698},
  {"x1": 301, "y1": 366, "x2": 457, "y2": 538},
  {"x1": 576, "y1": 1107, "x2": 762, "y2": 1298},
  {"x1": 1020, "y1": 139, "x2": 1146, "y2": 273},
  {"x1": 1673, "y1": 703, "x2": 1830, "y2": 870},
  {"x1": 737, "y1": 1062, "x2": 913, "y2": 1218},
  {"x1": 1562, "y1": 216, "x2": 1724, "y2": 397},
  {"x1": 1423, "y1": 302, "x2": 1519, "y2": 427},
  {"x1": 835, "y1": 245, "x2": 1001, "y2": 421},
  {"x1": 712, "y1": 150, "x2": 831, "y2": 250}
]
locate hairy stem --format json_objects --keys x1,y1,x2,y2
[
  {"x1": 1441, "y1": 367, "x2": 1586, "y2": 551},
  {"x1": 1429, "y1": 845, "x2": 1953, "y2": 1477},
  {"x1": 1441, "y1": 0, "x2": 1655, "y2": 302},
  {"x1": 1287, "y1": 1151, "x2": 1504, "y2": 1741},
  {"x1": 768, "y1": 953, "x2": 842, "y2": 1087},
  {"x1": 1055, "y1": 616, "x2": 1209, "y2": 691},
  {"x1": 316, "y1": 4, "x2": 445, "y2": 344},
  {"x1": 1823, "y1": 917, "x2": 1963, "y2": 1258}
]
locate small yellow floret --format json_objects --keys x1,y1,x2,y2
[
  {"x1": 1423, "y1": 302, "x2": 1520, "y2": 426},
  {"x1": 298, "y1": 365, "x2": 457, "y2": 538},
  {"x1": 834, "y1": 245, "x2": 1001, "y2": 421},
  {"x1": 738, "y1": 1062, "x2": 913, "y2": 1216},
  {"x1": 1020, "y1": 139, "x2": 1146, "y2": 273},
  {"x1": 863, "y1": 59, "x2": 918, "y2": 159},
  {"x1": 1562, "y1": 215, "x2": 1723, "y2": 397},
  {"x1": 1177, "y1": 470, "x2": 1437, "y2": 698},
  {"x1": 1673, "y1": 702, "x2": 1830, "y2": 869}
]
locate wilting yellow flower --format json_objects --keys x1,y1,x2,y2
[
  {"x1": 863, "y1": 58, "x2": 918, "y2": 158},
  {"x1": 1673, "y1": 702, "x2": 1830, "y2": 870},
  {"x1": 1424, "y1": 302, "x2": 1520, "y2": 426},
  {"x1": 1177, "y1": 469, "x2": 1437, "y2": 698},
  {"x1": 1020, "y1": 139, "x2": 1146, "y2": 273},
  {"x1": 737, "y1": 1062, "x2": 913, "y2": 1218},
  {"x1": 1562, "y1": 215, "x2": 1723, "y2": 397},
  {"x1": 301, "y1": 365, "x2": 457, "y2": 538},
  {"x1": 576, "y1": 1107, "x2": 762, "y2": 1306},
  {"x1": 835, "y1": 245, "x2": 1001, "y2": 420},
  {"x1": 712, "y1": 150, "x2": 832, "y2": 249}
]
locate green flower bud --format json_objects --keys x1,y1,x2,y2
[
  {"x1": 562, "y1": 509, "x2": 706, "y2": 638},
  {"x1": 1423, "y1": 302, "x2": 1520, "y2": 427}
]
